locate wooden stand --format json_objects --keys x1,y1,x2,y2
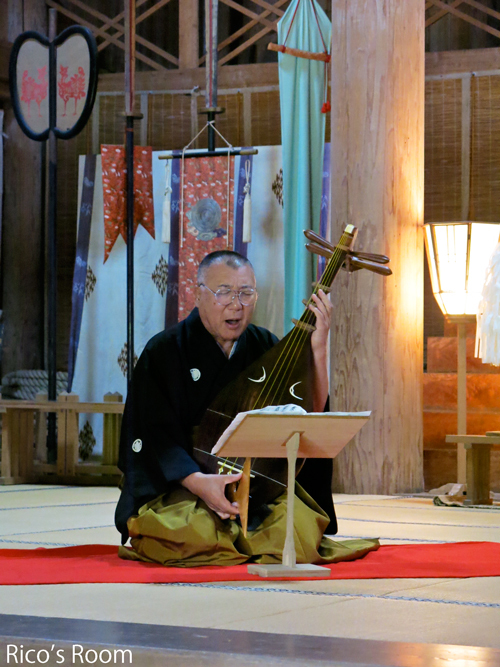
[
  {"x1": 212, "y1": 412, "x2": 370, "y2": 578},
  {"x1": 247, "y1": 432, "x2": 330, "y2": 577},
  {"x1": 445, "y1": 433, "x2": 500, "y2": 505}
]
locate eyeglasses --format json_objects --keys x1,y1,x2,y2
[{"x1": 199, "y1": 284, "x2": 257, "y2": 306}]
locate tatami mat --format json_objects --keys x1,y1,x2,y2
[{"x1": 0, "y1": 484, "x2": 500, "y2": 654}]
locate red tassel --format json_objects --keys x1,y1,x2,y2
[{"x1": 321, "y1": 101, "x2": 331, "y2": 114}]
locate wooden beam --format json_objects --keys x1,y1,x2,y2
[
  {"x1": 137, "y1": 0, "x2": 173, "y2": 23},
  {"x1": 179, "y1": 0, "x2": 199, "y2": 69},
  {"x1": 0, "y1": 39, "x2": 10, "y2": 101},
  {"x1": 1, "y1": 0, "x2": 46, "y2": 377},
  {"x1": 135, "y1": 34, "x2": 178, "y2": 67},
  {"x1": 200, "y1": 0, "x2": 289, "y2": 65},
  {"x1": 219, "y1": 24, "x2": 278, "y2": 65},
  {"x1": 463, "y1": 0, "x2": 500, "y2": 23},
  {"x1": 218, "y1": 0, "x2": 277, "y2": 30},
  {"x1": 426, "y1": 0, "x2": 500, "y2": 40},
  {"x1": 64, "y1": 0, "x2": 172, "y2": 37},
  {"x1": 97, "y1": 62, "x2": 280, "y2": 93},
  {"x1": 248, "y1": 0, "x2": 285, "y2": 17},
  {"x1": 425, "y1": 0, "x2": 463, "y2": 28},
  {"x1": 425, "y1": 45, "x2": 500, "y2": 76},
  {"x1": 94, "y1": 0, "x2": 172, "y2": 53},
  {"x1": 94, "y1": 0, "x2": 149, "y2": 52},
  {"x1": 61, "y1": 0, "x2": 179, "y2": 67},
  {"x1": 47, "y1": 0, "x2": 170, "y2": 70}
]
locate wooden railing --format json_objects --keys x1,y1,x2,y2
[{"x1": 0, "y1": 393, "x2": 124, "y2": 485}]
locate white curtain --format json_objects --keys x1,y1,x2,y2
[{"x1": 71, "y1": 152, "x2": 168, "y2": 455}]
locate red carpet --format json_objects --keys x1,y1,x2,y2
[{"x1": 1, "y1": 542, "x2": 500, "y2": 585}]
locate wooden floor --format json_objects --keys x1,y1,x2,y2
[
  {"x1": 1, "y1": 485, "x2": 500, "y2": 666},
  {"x1": 2, "y1": 615, "x2": 500, "y2": 667}
]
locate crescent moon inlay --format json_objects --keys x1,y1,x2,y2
[
  {"x1": 249, "y1": 366, "x2": 266, "y2": 383},
  {"x1": 289, "y1": 382, "x2": 303, "y2": 400}
]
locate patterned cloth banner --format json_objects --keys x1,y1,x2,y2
[
  {"x1": 67, "y1": 154, "x2": 96, "y2": 391},
  {"x1": 101, "y1": 145, "x2": 155, "y2": 262},
  {"x1": 165, "y1": 155, "x2": 239, "y2": 327},
  {"x1": 70, "y1": 152, "x2": 168, "y2": 456}
]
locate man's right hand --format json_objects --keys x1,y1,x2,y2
[{"x1": 180, "y1": 471, "x2": 242, "y2": 519}]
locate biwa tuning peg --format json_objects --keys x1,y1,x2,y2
[{"x1": 343, "y1": 255, "x2": 392, "y2": 276}]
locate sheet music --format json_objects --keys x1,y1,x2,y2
[{"x1": 211, "y1": 405, "x2": 371, "y2": 455}]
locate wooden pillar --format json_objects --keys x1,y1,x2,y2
[
  {"x1": 329, "y1": 0, "x2": 424, "y2": 494},
  {"x1": 1, "y1": 0, "x2": 46, "y2": 376},
  {"x1": 179, "y1": 0, "x2": 199, "y2": 70}
]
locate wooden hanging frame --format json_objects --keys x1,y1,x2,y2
[
  {"x1": 267, "y1": 42, "x2": 330, "y2": 62},
  {"x1": 267, "y1": 0, "x2": 330, "y2": 63}
]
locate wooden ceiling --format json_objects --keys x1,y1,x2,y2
[{"x1": 44, "y1": 0, "x2": 500, "y2": 75}]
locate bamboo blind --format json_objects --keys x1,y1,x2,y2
[
  {"x1": 424, "y1": 78, "x2": 462, "y2": 223},
  {"x1": 99, "y1": 95, "x2": 126, "y2": 145},
  {"x1": 148, "y1": 93, "x2": 193, "y2": 151},
  {"x1": 251, "y1": 90, "x2": 281, "y2": 146},
  {"x1": 424, "y1": 77, "x2": 462, "y2": 341},
  {"x1": 470, "y1": 75, "x2": 500, "y2": 221},
  {"x1": 196, "y1": 93, "x2": 245, "y2": 149}
]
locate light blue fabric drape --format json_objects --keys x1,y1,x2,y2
[{"x1": 277, "y1": 0, "x2": 331, "y2": 332}]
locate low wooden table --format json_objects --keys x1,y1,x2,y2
[{"x1": 445, "y1": 433, "x2": 500, "y2": 505}]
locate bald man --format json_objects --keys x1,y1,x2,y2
[{"x1": 115, "y1": 250, "x2": 340, "y2": 565}]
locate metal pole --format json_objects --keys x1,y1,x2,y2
[
  {"x1": 47, "y1": 8, "x2": 58, "y2": 460},
  {"x1": 124, "y1": 0, "x2": 140, "y2": 392},
  {"x1": 126, "y1": 115, "x2": 134, "y2": 393}
]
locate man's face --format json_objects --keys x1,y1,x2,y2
[{"x1": 196, "y1": 261, "x2": 257, "y2": 354}]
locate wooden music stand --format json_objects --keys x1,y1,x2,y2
[{"x1": 212, "y1": 411, "x2": 370, "y2": 578}]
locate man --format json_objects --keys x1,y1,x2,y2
[{"x1": 115, "y1": 250, "x2": 340, "y2": 562}]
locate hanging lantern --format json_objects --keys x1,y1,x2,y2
[{"x1": 424, "y1": 222, "x2": 500, "y2": 318}]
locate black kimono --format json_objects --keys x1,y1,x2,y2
[{"x1": 115, "y1": 308, "x2": 337, "y2": 542}]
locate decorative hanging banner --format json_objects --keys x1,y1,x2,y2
[
  {"x1": 178, "y1": 155, "x2": 235, "y2": 320},
  {"x1": 67, "y1": 154, "x2": 97, "y2": 391},
  {"x1": 165, "y1": 155, "x2": 241, "y2": 326},
  {"x1": 277, "y1": 0, "x2": 331, "y2": 333},
  {"x1": 9, "y1": 26, "x2": 97, "y2": 141},
  {"x1": 101, "y1": 145, "x2": 155, "y2": 262}
]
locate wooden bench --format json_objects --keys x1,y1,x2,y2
[
  {"x1": 0, "y1": 393, "x2": 124, "y2": 485},
  {"x1": 445, "y1": 433, "x2": 500, "y2": 505}
]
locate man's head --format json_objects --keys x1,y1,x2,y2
[{"x1": 196, "y1": 251, "x2": 257, "y2": 355}]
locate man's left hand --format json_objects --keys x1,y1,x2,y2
[{"x1": 309, "y1": 289, "x2": 332, "y2": 357}]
